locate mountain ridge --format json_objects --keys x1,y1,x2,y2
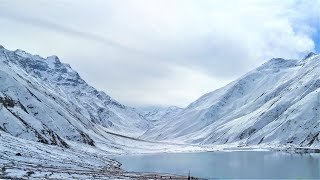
[{"x1": 0, "y1": 45, "x2": 150, "y2": 149}]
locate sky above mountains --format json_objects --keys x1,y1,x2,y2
[{"x1": 0, "y1": 0, "x2": 319, "y2": 107}]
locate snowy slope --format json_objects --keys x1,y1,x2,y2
[
  {"x1": 0, "y1": 46, "x2": 150, "y2": 149},
  {"x1": 142, "y1": 53, "x2": 320, "y2": 148}
]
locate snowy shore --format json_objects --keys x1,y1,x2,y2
[{"x1": 1, "y1": 130, "x2": 318, "y2": 179}]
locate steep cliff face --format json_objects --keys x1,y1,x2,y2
[
  {"x1": 142, "y1": 53, "x2": 320, "y2": 148},
  {"x1": 0, "y1": 46, "x2": 150, "y2": 148}
]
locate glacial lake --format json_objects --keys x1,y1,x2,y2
[{"x1": 115, "y1": 151, "x2": 320, "y2": 179}]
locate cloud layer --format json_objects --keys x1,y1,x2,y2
[{"x1": 0, "y1": 0, "x2": 319, "y2": 107}]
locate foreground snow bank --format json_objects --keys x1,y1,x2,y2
[{"x1": 0, "y1": 132, "x2": 197, "y2": 179}]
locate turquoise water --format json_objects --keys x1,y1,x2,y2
[{"x1": 115, "y1": 151, "x2": 320, "y2": 179}]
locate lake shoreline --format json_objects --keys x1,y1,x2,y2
[
  {"x1": 110, "y1": 144, "x2": 320, "y2": 158},
  {"x1": 115, "y1": 150, "x2": 320, "y2": 179}
]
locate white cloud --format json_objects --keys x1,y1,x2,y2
[{"x1": 0, "y1": 0, "x2": 319, "y2": 107}]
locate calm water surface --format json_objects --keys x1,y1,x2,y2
[{"x1": 115, "y1": 151, "x2": 320, "y2": 179}]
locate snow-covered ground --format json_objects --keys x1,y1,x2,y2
[
  {"x1": 0, "y1": 130, "x2": 201, "y2": 179},
  {"x1": 0, "y1": 45, "x2": 319, "y2": 179}
]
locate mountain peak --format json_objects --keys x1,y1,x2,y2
[
  {"x1": 46, "y1": 55, "x2": 61, "y2": 64},
  {"x1": 303, "y1": 52, "x2": 317, "y2": 60},
  {"x1": 257, "y1": 57, "x2": 298, "y2": 72},
  {"x1": 14, "y1": 49, "x2": 32, "y2": 58}
]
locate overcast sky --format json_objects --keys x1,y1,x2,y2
[{"x1": 0, "y1": 0, "x2": 319, "y2": 107}]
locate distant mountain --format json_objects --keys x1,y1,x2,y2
[
  {"x1": 0, "y1": 46, "x2": 150, "y2": 149},
  {"x1": 139, "y1": 106, "x2": 183, "y2": 122},
  {"x1": 142, "y1": 53, "x2": 320, "y2": 148}
]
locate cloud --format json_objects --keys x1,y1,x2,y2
[
  {"x1": 0, "y1": 0, "x2": 319, "y2": 106},
  {"x1": 0, "y1": 9, "x2": 141, "y2": 54}
]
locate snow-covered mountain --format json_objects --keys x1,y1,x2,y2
[
  {"x1": 142, "y1": 53, "x2": 320, "y2": 148},
  {"x1": 1, "y1": 44, "x2": 319, "y2": 153},
  {"x1": 0, "y1": 45, "x2": 150, "y2": 149}
]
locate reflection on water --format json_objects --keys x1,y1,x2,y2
[{"x1": 115, "y1": 151, "x2": 320, "y2": 179}]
